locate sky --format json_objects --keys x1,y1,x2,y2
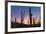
[{"x1": 11, "y1": 6, "x2": 41, "y2": 24}]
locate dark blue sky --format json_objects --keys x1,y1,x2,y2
[{"x1": 11, "y1": 6, "x2": 41, "y2": 18}]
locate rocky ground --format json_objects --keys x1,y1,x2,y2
[{"x1": 11, "y1": 22, "x2": 41, "y2": 28}]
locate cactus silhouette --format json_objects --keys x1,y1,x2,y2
[
  {"x1": 29, "y1": 7, "x2": 32, "y2": 26},
  {"x1": 21, "y1": 8, "x2": 25, "y2": 24}
]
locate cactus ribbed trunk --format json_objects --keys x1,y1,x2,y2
[{"x1": 29, "y1": 7, "x2": 32, "y2": 26}]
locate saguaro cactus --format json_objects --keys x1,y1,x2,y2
[
  {"x1": 21, "y1": 8, "x2": 25, "y2": 24},
  {"x1": 29, "y1": 7, "x2": 32, "y2": 26}
]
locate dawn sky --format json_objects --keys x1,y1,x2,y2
[{"x1": 11, "y1": 6, "x2": 41, "y2": 24}]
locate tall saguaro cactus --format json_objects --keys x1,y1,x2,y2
[
  {"x1": 29, "y1": 7, "x2": 32, "y2": 26},
  {"x1": 21, "y1": 8, "x2": 25, "y2": 24}
]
